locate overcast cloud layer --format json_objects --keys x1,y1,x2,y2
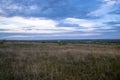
[{"x1": 0, "y1": 0, "x2": 120, "y2": 40}]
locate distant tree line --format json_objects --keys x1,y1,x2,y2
[{"x1": 0, "y1": 40, "x2": 6, "y2": 44}]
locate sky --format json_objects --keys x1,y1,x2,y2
[{"x1": 0, "y1": 0, "x2": 120, "y2": 40}]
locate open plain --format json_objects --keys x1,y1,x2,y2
[{"x1": 0, "y1": 40, "x2": 120, "y2": 80}]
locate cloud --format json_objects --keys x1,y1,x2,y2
[
  {"x1": 0, "y1": 16, "x2": 105, "y2": 37},
  {"x1": 63, "y1": 18, "x2": 96, "y2": 28},
  {"x1": 0, "y1": 15, "x2": 119, "y2": 40},
  {"x1": 5, "y1": 35, "x2": 34, "y2": 38},
  {"x1": 0, "y1": 16, "x2": 77, "y2": 34},
  {"x1": 1, "y1": 16, "x2": 118, "y2": 34},
  {"x1": 0, "y1": 0, "x2": 100, "y2": 19},
  {"x1": 61, "y1": 18, "x2": 101, "y2": 32},
  {"x1": 0, "y1": 8, "x2": 4, "y2": 14},
  {"x1": 48, "y1": 33, "x2": 101, "y2": 37},
  {"x1": 63, "y1": 17, "x2": 120, "y2": 33},
  {"x1": 88, "y1": 0, "x2": 119, "y2": 17},
  {"x1": 0, "y1": 0, "x2": 39, "y2": 17},
  {"x1": 104, "y1": 21, "x2": 120, "y2": 28},
  {"x1": 0, "y1": 0, "x2": 120, "y2": 39},
  {"x1": 105, "y1": 21, "x2": 120, "y2": 25}
]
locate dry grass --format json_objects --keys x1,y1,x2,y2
[{"x1": 0, "y1": 42, "x2": 120, "y2": 80}]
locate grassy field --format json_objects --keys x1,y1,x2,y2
[{"x1": 0, "y1": 41, "x2": 120, "y2": 80}]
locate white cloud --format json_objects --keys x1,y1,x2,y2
[
  {"x1": 64, "y1": 18, "x2": 97, "y2": 28},
  {"x1": 7, "y1": 4, "x2": 38, "y2": 12},
  {"x1": 99, "y1": 14, "x2": 120, "y2": 22},
  {"x1": 3, "y1": 16, "x2": 57, "y2": 28},
  {"x1": 67, "y1": 33, "x2": 101, "y2": 36},
  {"x1": 0, "y1": 16, "x2": 77, "y2": 34},
  {"x1": 102, "y1": 0, "x2": 117, "y2": 3},
  {"x1": 0, "y1": 8, "x2": 4, "y2": 14},
  {"x1": 0, "y1": 23, "x2": 21, "y2": 29},
  {"x1": 62, "y1": 17, "x2": 119, "y2": 32},
  {"x1": 29, "y1": 5, "x2": 38, "y2": 10},
  {"x1": 0, "y1": 0, "x2": 38, "y2": 15},
  {"x1": 45, "y1": 33, "x2": 101, "y2": 37},
  {"x1": 88, "y1": 0, "x2": 118, "y2": 17},
  {"x1": 6, "y1": 35, "x2": 34, "y2": 38},
  {"x1": 0, "y1": 16, "x2": 117, "y2": 36},
  {"x1": 8, "y1": 4, "x2": 22, "y2": 11},
  {"x1": 114, "y1": 24, "x2": 120, "y2": 27},
  {"x1": 78, "y1": 28, "x2": 96, "y2": 32},
  {"x1": 62, "y1": 18, "x2": 101, "y2": 32}
]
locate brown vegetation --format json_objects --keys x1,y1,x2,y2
[{"x1": 0, "y1": 42, "x2": 120, "y2": 80}]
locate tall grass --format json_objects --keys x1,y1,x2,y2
[{"x1": 0, "y1": 42, "x2": 120, "y2": 80}]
